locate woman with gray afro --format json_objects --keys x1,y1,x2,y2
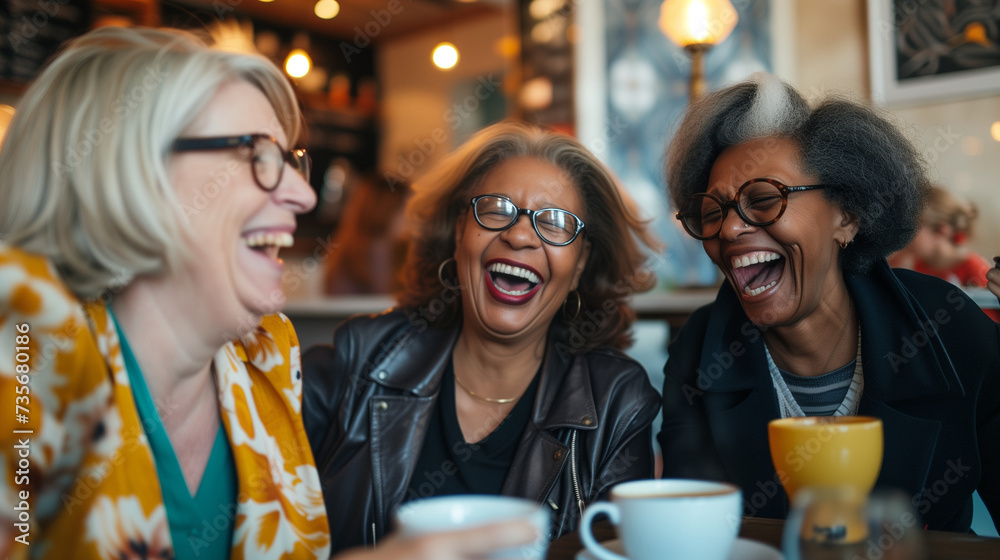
[{"x1": 657, "y1": 73, "x2": 1000, "y2": 533}]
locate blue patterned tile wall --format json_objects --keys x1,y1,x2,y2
[{"x1": 601, "y1": 0, "x2": 774, "y2": 288}]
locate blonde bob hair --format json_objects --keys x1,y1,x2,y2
[
  {"x1": 0, "y1": 26, "x2": 302, "y2": 300},
  {"x1": 397, "y1": 121, "x2": 659, "y2": 353}
]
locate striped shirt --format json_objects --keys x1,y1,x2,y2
[{"x1": 779, "y1": 360, "x2": 858, "y2": 416}]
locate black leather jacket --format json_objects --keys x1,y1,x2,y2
[{"x1": 302, "y1": 309, "x2": 660, "y2": 553}]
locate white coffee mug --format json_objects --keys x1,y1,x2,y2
[
  {"x1": 580, "y1": 479, "x2": 742, "y2": 560},
  {"x1": 394, "y1": 495, "x2": 550, "y2": 560}
]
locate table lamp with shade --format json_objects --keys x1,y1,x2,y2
[{"x1": 658, "y1": 0, "x2": 739, "y2": 100}]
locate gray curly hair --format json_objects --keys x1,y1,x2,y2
[{"x1": 667, "y1": 73, "x2": 930, "y2": 273}]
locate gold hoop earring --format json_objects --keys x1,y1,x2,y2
[
  {"x1": 563, "y1": 290, "x2": 581, "y2": 321},
  {"x1": 438, "y1": 258, "x2": 457, "y2": 288},
  {"x1": 839, "y1": 239, "x2": 852, "y2": 250}
]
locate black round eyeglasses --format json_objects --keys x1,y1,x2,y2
[
  {"x1": 470, "y1": 194, "x2": 586, "y2": 246},
  {"x1": 172, "y1": 134, "x2": 310, "y2": 192}
]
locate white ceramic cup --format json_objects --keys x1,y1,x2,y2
[
  {"x1": 580, "y1": 479, "x2": 743, "y2": 560},
  {"x1": 394, "y1": 495, "x2": 550, "y2": 560}
]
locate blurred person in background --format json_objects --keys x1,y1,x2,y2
[
  {"x1": 323, "y1": 175, "x2": 410, "y2": 295},
  {"x1": 889, "y1": 185, "x2": 998, "y2": 320},
  {"x1": 989, "y1": 258, "x2": 1000, "y2": 303},
  {"x1": 658, "y1": 73, "x2": 999, "y2": 532},
  {"x1": 303, "y1": 121, "x2": 662, "y2": 551},
  {"x1": 0, "y1": 26, "x2": 533, "y2": 560}
]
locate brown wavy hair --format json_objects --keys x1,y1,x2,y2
[{"x1": 395, "y1": 121, "x2": 660, "y2": 353}]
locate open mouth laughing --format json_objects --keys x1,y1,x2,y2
[
  {"x1": 242, "y1": 230, "x2": 294, "y2": 264},
  {"x1": 484, "y1": 259, "x2": 543, "y2": 304},
  {"x1": 731, "y1": 251, "x2": 784, "y2": 297}
]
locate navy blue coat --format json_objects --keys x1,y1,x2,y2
[{"x1": 658, "y1": 260, "x2": 1000, "y2": 532}]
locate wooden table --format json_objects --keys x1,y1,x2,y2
[{"x1": 547, "y1": 518, "x2": 1000, "y2": 559}]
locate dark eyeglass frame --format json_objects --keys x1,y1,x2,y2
[
  {"x1": 675, "y1": 178, "x2": 828, "y2": 241},
  {"x1": 470, "y1": 194, "x2": 586, "y2": 246},
  {"x1": 172, "y1": 133, "x2": 310, "y2": 192}
]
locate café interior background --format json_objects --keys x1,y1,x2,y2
[{"x1": 1, "y1": 0, "x2": 998, "y2": 295}]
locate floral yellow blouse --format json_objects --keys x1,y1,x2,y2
[{"x1": 0, "y1": 246, "x2": 330, "y2": 559}]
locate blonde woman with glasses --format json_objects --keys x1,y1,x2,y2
[{"x1": 0, "y1": 26, "x2": 533, "y2": 560}]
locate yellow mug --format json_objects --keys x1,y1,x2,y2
[{"x1": 768, "y1": 416, "x2": 883, "y2": 501}]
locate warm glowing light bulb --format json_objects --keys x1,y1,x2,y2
[
  {"x1": 991, "y1": 121, "x2": 1000, "y2": 142},
  {"x1": 432, "y1": 42, "x2": 459, "y2": 70},
  {"x1": 315, "y1": 0, "x2": 340, "y2": 19},
  {"x1": 962, "y1": 136, "x2": 983, "y2": 156},
  {"x1": 259, "y1": 0, "x2": 275, "y2": 3},
  {"x1": 529, "y1": 0, "x2": 565, "y2": 19},
  {"x1": 685, "y1": 1, "x2": 710, "y2": 43},
  {"x1": 285, "y1": 49, "x2": 312, "y2": 78},
  {"x1": 659, "y1": 0, "x2": 738, "y2": 47}
]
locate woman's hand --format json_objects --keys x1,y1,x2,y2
[
  {"x1": 988, "y1": 257, "x2": 1000, "y2": 303},
  {"x1": 333, "y1": 520, "x2": 538, "y2": 560}
]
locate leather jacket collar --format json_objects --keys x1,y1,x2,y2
[{"x1": 366, "y1": 318, "x2": 600, "y2": 431}]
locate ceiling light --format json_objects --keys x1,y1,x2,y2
[
  {"x1": 520, "y1": 77, "x2": 553, "y2": 110},
  {"x1": 659, "y1": 0, "x2": 738, "y2": 47},
  {"x1": 315, "y1": 0, "x2": 340, "y2": 19},
  {"x1": 432, "y1": 42, "x2": 459, "y2": 70},
  {"x1": 529, "y1": 0, "x2": 565, "y2": 20},
  {"x1": 285, "y1": 49, "x2": 312, "y2": 79}
]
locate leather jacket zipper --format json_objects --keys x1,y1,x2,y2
[{"x1": 570, "y1": 429, "x2": 585, "y2": 517}]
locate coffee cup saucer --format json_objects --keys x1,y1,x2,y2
[{"x1": 574, "y1": 537, "x2": 782, "y2": 560}]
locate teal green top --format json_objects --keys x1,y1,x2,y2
[{"x1": 111, "y1": 309, "x2": 238, "y2": 559}]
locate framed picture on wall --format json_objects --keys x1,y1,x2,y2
[{"x1": 867, "y1": 0, "x2": 1000, "y2": 106}]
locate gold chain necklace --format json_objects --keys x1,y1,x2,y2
[
  {"x1": 822, "y1": 304, "x2": 855, "y2": 373},
  {"x1": 454, "y1": 372, "x2": 520, "y2": 404}
]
